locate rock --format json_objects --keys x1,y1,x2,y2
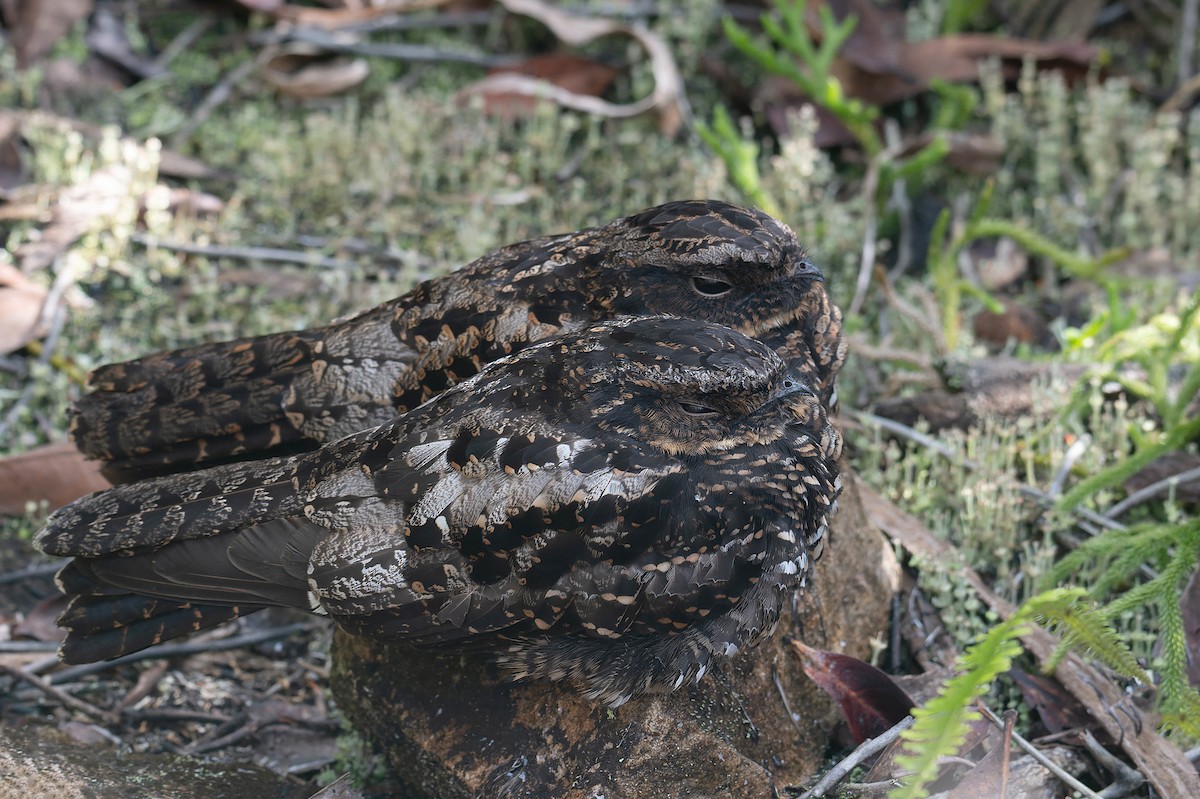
[
  {"x1": 331, "y1": 466, "x2": 899, "y2": 798},
  {"x1": 0, "y1": 721, "x2": 308, "y2": 799}
]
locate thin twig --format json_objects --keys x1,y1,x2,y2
[
  {"x1": 270, "y1": 26, "x2": 518, "y2": 69},
  {"x1": 978, "y1": 703, "x2": 1104, "y2": 799},
  {"x1": 0, "y1": 640, "x2": 60, "y2": 653},
  {"x1": 0, "y1": 663, "x2": 114, "y2": 724},
  {"x1": 131, "y1": 234, "x2": 364, "y2": 271},
  {"x1": 47, "y1": 620, "x2": 319, "y2": 684},
  {"x1": 150, "y1": 14, "x2": 215, "y2": 73},
  {"x1": 1079, "y1": 730, "x2": 1146, "y2": 798},
  {"x1": 799, "y1": 716, "x2": 915, "y2": 799},
  {"x1": 170, "y1": 56, "x2": 260, "y2": 149},
  {"x1": 0, "y1": 559, "x2": 68, "y2": 585},
  {"x1": 121, "y1": 707, "x2": 234, "y2": 724},
  {"x1": 1048, "y1": 434, "x2": 1092, "y2": 498},
  {"x1": 1179, "y1": 0, "x2": 1199, "y2": 88},
  {"x1": 1104, "y1": 464, "x2": 1200, "y2": 519}
]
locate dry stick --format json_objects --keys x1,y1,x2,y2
[
  {"x1": 130, "y1": 234, "x2": 364, "y2": 271},
  {"x1": 0, "y1": 560, "x2": 68, "y2": 585},
  {"x1": 0, "y1": 663, "x2": 114, "y2": 724},
  {"x1": 1104, "y1": 464, "x2": 1200, "y2": 519},
  {"x1": 798, "y1": 716, "x2": 915, "y2": 799},
  {"x1": 1179, "y1": 0, "x2": 1199, "y2": 89},
  {"x1": 0, "y1": 266, "x2": 72, "y2": 441},
  {"x1": 170, "y1": 56, "x2": 260, "y2": 149},
  {"x1": 48, "y1": 620, "x2": 318, "y2": 684},
  {"x1": 1079, "y1": 730, "x2": 1146, "y2": 798},
  {"x1": 978, "y1": 703, "x2": 1104, "y2": 799},
  {"x1": 856, "y1": 477, "x2": 1200, "y2": 798}
]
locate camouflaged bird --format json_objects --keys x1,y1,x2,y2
[
  {"x1": 72, "y1": 200, "x2": 845, "y2": 483},
  {"x1": 39, "y1": 317, "x2": 843, "y2": 706}
]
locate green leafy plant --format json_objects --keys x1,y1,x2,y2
[
  {"x1": 722, "y1": 0, "x2": 881, "y2": 155},
  {"x1": 695, "y1": 106, "x2": 780, "y2": 218},
  {"x1": 891, "y1": 589, "x2": 1148, "y2": 799},
  {"x1": 924, "y1": 184, "x2": 1129, "y2": 350}
]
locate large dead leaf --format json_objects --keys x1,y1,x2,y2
[
  {"x1": 14, "y1": 161, "x2": 137, "y2": 273},
  {"x1": 839, "y1": 35, "x2": 1097, "y2": 108},
  {"x1": 790, "y1": 639, "x2": 914, "y2": 743},
  {"x1": 1, "y1": 0, "x2": 93, "y2": 68},
  {"x1": 0, "y1": 442, "x2": 110, "y2": 516},
  {"x1": 458, "y1": 0, "x2": 684, "y2": 135},
  {"x1": 0, "y1": 262, "x2": 47, "y2": 354},
  {"x1": 478, "y1": 53, "x2": 620, "y2": 119},
  {"x1": 260, "y1": 44, "x2": 371, "y2": 98}
]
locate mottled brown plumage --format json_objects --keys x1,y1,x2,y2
[
  {"x1": 39, "y1": 318, "x2": 842, "y2": 706},
  {"x1": 72, "y1": 200, "x2": 845, "y2": 483}
]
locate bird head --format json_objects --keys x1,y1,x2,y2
[
  {"x1": 599, "y1": 201, "x2": 829, "y2": 351},
  {"x1": 546, "y1": 317, "x2": 837, "y2": 463}
]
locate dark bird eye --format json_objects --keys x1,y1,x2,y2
[
  {"x1": 679, "y1": 401, "x2": 720, "y2": 418},
  {"x1": 691, "y1": 275, "x2": 733, "y2": 297}
]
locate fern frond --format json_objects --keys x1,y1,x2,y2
[
  {"x1": 1038, "y1": 600, "x2": 1150, "y2": 684},
  {"x1": 890, "y1": 590, "x2": 1082, "y2": 799}
]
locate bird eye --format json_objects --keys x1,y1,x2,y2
[
  {"x1": 691, "y1": 275, "x2": 733, "y2": 297},
  {"x1": 678, "y1": 401, "x2": 720, "y2": 418}
]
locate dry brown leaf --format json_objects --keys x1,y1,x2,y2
[
  {"x1": 480, "y1": 53, "x2": 620, "y2": 119},
  {"x1": 790, "y1": 640, "x2": 913, "y2": 743},
  {"x1": 838, "y1": 35, "x2": 1097, "y2": 108},
  {"x1": 2, "y1": 0, "x2": 93, "y2": 68},
  {"x1": 260, "y1": 44, "x2": 371, "y2": 98},
  {"x1": 0, "y1": 262, "x2": 47, "y2": 354},
  {"x1": 818, "y1": 0, "x2": 908, "y2": 77},
  {"x1": 0, "y1": 442, "x2": 110, "y2": 516},
  {"x1": 458, "y1": 0, "x2": 684, "y2": 135},
  {"x1": 14, "y1": 161, "x2": 136, "y2": 273}
]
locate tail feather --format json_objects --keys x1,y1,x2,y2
[
  {"x1": 35, "y1": 455, "x2": 303, "y2": 557},
  {"x1": 72, "y1": 331, "x2": 324, "y2": 482},
  {"x1": 51, "y1": 517, "x2": 326, "y2": 662}
]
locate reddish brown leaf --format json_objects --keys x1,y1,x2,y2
[
  {"x1": 479, "y1": 54, "x2": 620, "y2": 119},
  {"x1": 0, "y1": 262, "x2": 46, "y2": 355},
  {"x1": 818, "y1": 0, "x2": 908, "y2": 77},
  {"x1": 458, "y1": 0, "x2": 685, "y2": 135},
  {"x1": 0, "y1": 442, "x2": 111, "y2": 516},
  {"x1": 972, "y1": 299, "x2": 1055, "y2": 351},
  {"x1": 839, "y1": 35, "x2": 1097, "y2": 108},
  {"x1": 790, "y1": 639, "x2": 914, "y2": 743}
]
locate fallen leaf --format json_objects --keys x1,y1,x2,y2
[
  {"x1": 478, "y1": 53, "x2": 620, "y2": 119},
  {"x1": 458, "y1": 0, "x2": 685, "y2": 135},
  {"x1": 789, "y1": 639, "x2": 914, "y2": 743},
  {"x1": 260, "y1": 44, "x2": 371, "y2": 98},
  {"x1": 0, "y1": 262, "x2": 47, "y2": 354},
  {"x1": 945, "y1": 715, "x2": 1012, "y2": 799},
  {"x1": 1009, "y1": 667, "x2": 1095, "y2": 737},
  {"x1": 817, "y1": 0, "x2": 909, "y2": 78},
  {"x1": 14, "y1": 161, "x2": 137, "y2": 273},
  {"x1": 13, "y1": 594, "x2": 69, "y2": 643},
  {"x1": 972, "y1": 299, "x2": 1056, "y2": 351},
  {"x1": 1, "y1": 0, "x2": 93, "y2": 68},
  {"x1": 898, "y1": 131, "x2": 1006, "y2": 177},
  {"x1": 842, "y1": 35, "x2": 1097, "y2": 108},
  {"x1": 0, "y1": 442, "x2": 111, "y2": 516}
]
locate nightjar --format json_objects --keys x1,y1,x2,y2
[
  {"x1": 71, "y1": 200, "x2": 845, "y2": 483},
  {"x1": 39, "y1": 317, "x2": 843, "y2": 706}
]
